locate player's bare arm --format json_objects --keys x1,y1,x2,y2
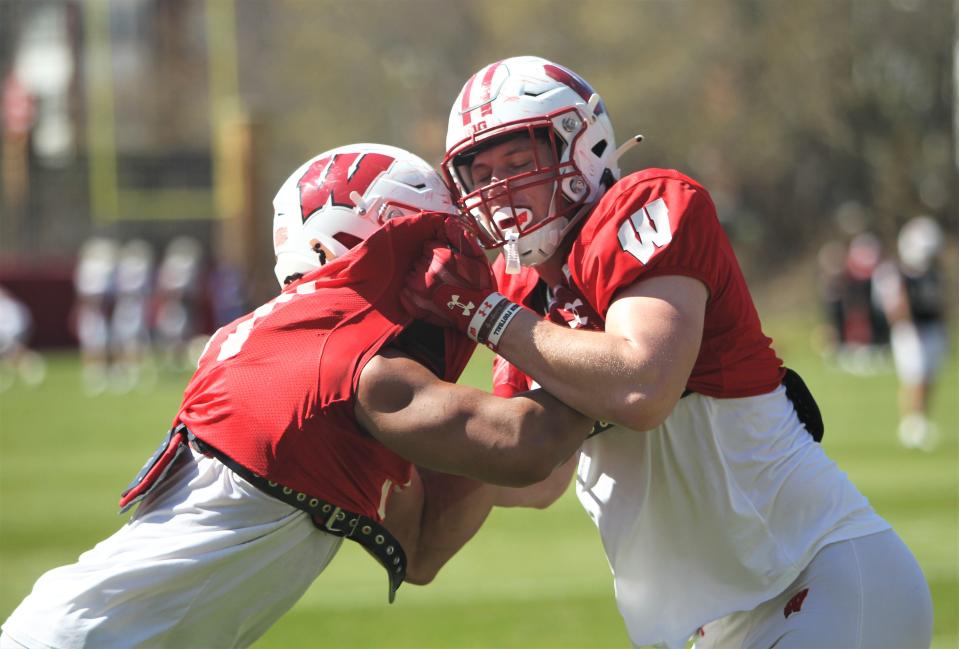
[
  {"x1": 494, "y1": 274, "x2": 707, "y2": 431},
  {"x1": 493, "y1": 453, "x2": 577, "y2": 508},
  {"x1": 384, "y1": 467, "x2": 499, "y2": 585},
  {"x1": 384, "y1": 456, "x2": 577, "y2": 584},
  {"x1": 355, "y1": 347, "x2": 592, "y2": 487},
  {"x1": 403, "y1": 254, "x2": 708, "y2": 432}
]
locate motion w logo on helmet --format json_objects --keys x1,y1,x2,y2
[
  {"x1": 542, "y1": 64, "x2": 606, "y2": 116},
  {"x1": 297, "y1": 153, "x2": 395, "y2": 222}
]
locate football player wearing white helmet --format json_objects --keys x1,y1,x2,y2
[
  {"x1": 272, "y1": 143, "x2": 456, "y2": 287},
  {"x1": 73, "y1": 236, "x2": 119, "y2": 394},
  {"x1": 874, "y1": 215, "x2": 948, "y2": 451},
  {"x1": 404, "y1": 57, "x2": 932, "y2": 649},
  {"x1": 1, "y1": 143, "x2": 592, "y2": 649},
  {"x1": 443, "y1": 55, "x2": 639, "y2": 273}
]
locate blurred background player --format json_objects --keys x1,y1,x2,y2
[
  {"x1": 72, "y1": 237, "x2": 118, "y2": 395},
  {"x1": 109, "y1": 238, "x2": 156, "y2": 392},
  {"x1": 813, "y1": 202, "x2": 893, "y2": 374},
  {"x1": 875, "y1": 215, "x2": 948, "y2": 451},
  {"x1": 0, "y1": 286, "x2": 46, "y2": 392},
  {"x1": 836, "y1": 231, "x2": 890, "y2": 374},
  {"x1": 153, "y1": 235, "x2": 205, "y2": 372},
  {"x1": 814, "y1": 238, "x2": 847, "y2": 358}
]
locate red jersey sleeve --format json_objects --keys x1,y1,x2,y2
[
  {"x1": 492, "y1": 355, "x2": 532, "y2": 397},
  {"x1": 567, "y1": 169, "x2": 783, "y2": 398},
  {"x1": 568, "y1": 169, "x2": 721, "y2": 317}
]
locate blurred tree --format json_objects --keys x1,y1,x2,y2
[{"x1": 1, "y1": 0, "x2": 954, "y2": 284}]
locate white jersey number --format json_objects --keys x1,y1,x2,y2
[
  {"x1": 197, "y1": 281, "x2": 319, "y2": 364},
  {"x1": 617, "y1": 197, "x2": 672, "y2": 265}
]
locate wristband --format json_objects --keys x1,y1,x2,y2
[
  {"x1": 465, "y1": 291, "x2": 522, "y2": 350},
  {"x1": 483, "y1": 301, "x2": 522, "y2": 351},
  {"x1": 467, "y1": 292, "x2": 509, "y2": 342}
]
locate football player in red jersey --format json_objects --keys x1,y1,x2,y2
[
  {"x1": 0, "y1": 143, "x2": 591, "y2": 649},
  {"x1": 403, "y1": 57, "x2": 933, "y2": 649}
]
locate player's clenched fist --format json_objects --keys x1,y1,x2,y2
[{"x1": 400, "y1": 238, "x2": 523, "y2": 350}]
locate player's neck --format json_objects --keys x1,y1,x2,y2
[{"x1": 533, "y1": 240, "x2": 573, "y2": 286}]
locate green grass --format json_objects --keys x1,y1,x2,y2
[{"x1": 1, "y1": 316, "x2": 956, "y2": 648}]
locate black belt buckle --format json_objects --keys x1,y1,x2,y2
[
  {"x1": 322, "y1": 506, "x2": 357, "y2": 536},
  {"x1": 186, "y1": 429, "x2": 407, "y2": 602},
  {"x1": 319, "y1": 505, "x2": 405, "y2": 603},
  {"x1": 587, "y1": 419, "x2": 615, "y2": 438}
]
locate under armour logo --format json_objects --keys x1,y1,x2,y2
[
  {"x1": 447, "y1": 295, "x2": 475, "y2": 316},
  {"x1": 476, "y1": 297, "x2": 499, "y2": 319},
  {"x1": 564, "y1": 298, "x2": 589, "y2": 329}
]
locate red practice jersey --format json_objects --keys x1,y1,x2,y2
[
  {"x1": 177, "y1": 213, "x2": 476, "y2": 520},
  {"x1": 494, "y1": 168, "x2": 783, "y2": 399}
]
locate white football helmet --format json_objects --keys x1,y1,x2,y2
[
  {"x1": 443, "y1": 56, "x2": 628, "y2": 268},
  {"x1": 75, "y1": 237, "x2": 119, "y2": 298},
  {"x1": 272, "y1": 143, "x2": 455, "y2": 287},
  {"x1": 897, "y1": 215, "x2": 942, "y2": 273}
]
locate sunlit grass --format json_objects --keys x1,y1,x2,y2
[{"x1": 0, "y1": 318, "x2": 955, "y2": 648}]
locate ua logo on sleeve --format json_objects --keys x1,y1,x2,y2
[
  {"x1": 548, "y1": 283, "x2": 601, "y2": 331},
  {"x1": 447, "y1": 295, "x2": 475, "y2": 316},
  {"x1": 617, "y1": 197, "x2": 672, "y2": 264}
]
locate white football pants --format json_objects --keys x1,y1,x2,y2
[
  {"x1": 1, "y1": 448, "x2": 342, "y2": 649},
  {"x1": 693, "y1": 528, "x2": 933, "y2": 649}
]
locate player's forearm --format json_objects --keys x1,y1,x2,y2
[
  {"x1": 357, "y1": 351, "x2": 590, "y2": 487},
  {"x1": 495, "y1": 309, "x2": 674, "y2": 431},
  {"x1": 402, "y1": 470, "x2": 498, "y2": 585},
  {"x1": 382, "y1": 469, "x2": 425, "y2": 573},
  {"x1": 393, "y1": 382, "x2": 590, "y2": 487},
  {"x1": 494, "y1": 452, "x2": 577, "y2": 509}
]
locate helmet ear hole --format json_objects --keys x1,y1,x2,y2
[
  {"x1": 600, "y1": 168, "x2": 616, "y2": 190},
  {"x1": 309, "y1": 239, "x2": 331, "y2": 266},
  {"x1": 591, "y1": 140, "x2": 608, "y2": 157}
]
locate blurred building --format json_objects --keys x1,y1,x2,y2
[{"x1": 1, "y1": 0, "x2": 264, "y2": 345}]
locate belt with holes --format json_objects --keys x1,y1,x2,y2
[{"x1": 183, "y1": 426, "x2": 407, "y2": 602}]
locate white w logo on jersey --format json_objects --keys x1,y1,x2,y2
[{"x1": 617, "y1": 198, "x2": 672, "y2": 265}]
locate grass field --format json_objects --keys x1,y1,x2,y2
[{"x1": 0, "y1": 315, "x2": 956, "y2": 649}]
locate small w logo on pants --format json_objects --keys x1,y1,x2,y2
[{"x1": 783, "y1": 588, "x2": 809, "y2": 618}]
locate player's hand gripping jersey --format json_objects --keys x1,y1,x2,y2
[{"x1": 493, "y1": 170, "x2": 888, "y2": 648}]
